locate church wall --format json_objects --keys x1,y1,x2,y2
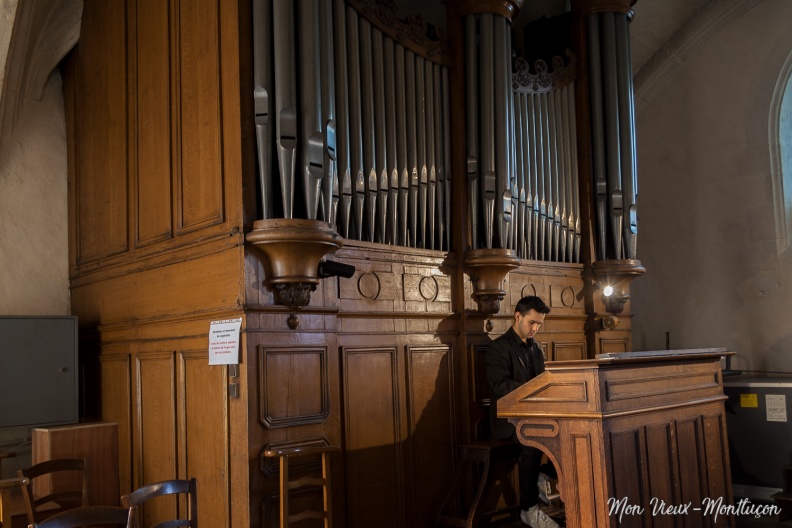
[{"x1": 632, "y1": 0, "x2": 792, "y2": 372}]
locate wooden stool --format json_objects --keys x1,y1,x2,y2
[
  {"x1": 263, "y1": 446, "x2": 340, "y2": 528},
  {"x1": 437, "y1": 440, "x2": 522, "y2": 528}
]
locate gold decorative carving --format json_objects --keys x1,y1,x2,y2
[
  {"x1": 347, "y1": 0, "x2": 451, "y2": 64},
  {"x1": 512, "y1": 51, "x2": 577, "y2": 94},
  {"x1": 442, "y1": 0, "x2": 524, "y2": 20}
]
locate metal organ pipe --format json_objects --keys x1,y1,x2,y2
[
  {"x1": 394, "y1": 44, "x2": 409, "y2": 247},
  {"x1": 583, "y1": 9, "x2": 641, "y2": 261},
  {"x1": 465, "y1": 15, "x2": 479, "y2": 250},
  {"x1": 493, "y1": 16, "x2": 512, "y2": 251},
  {"x1": 384, "y1": 38, "x2": 399, "y2": 246},
  {"x1": 252, "y1": 0, "x2": 272, "y2": 219},
  {"x1": 359, "y1": 18, "x2": 377, "y2": 242},
  {"x1": 479, "y1": 14, "x2": 496, "y2": 250},
  {"x1": 333, "y1": 0, "x2": 351, "y2": 237},
  {"x1": 345, "y1": 5, "x2": 365, "y2": 240},
  {"x1": 587, "y1": 13, "x2": 608, "y2": 260},
  {"x1": 298, "y1": 0, "x2": 324, "y2": 220},
  {"x1": 252, "y1": 0, "x2": 452, "y2": 251},
  {"x1": 601, "y1": 12, "x2": 624, "y2": 259},
  {"x1": 371, "y1": 26, "x2": 388, "y2": 244},
  {"x1": 272, "y1": 0, "x2": 297, "y2": 219},
  {"x1": 616, "y1": 12, "x2": 638, "y2": 260}
]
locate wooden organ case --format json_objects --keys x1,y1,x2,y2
[
  {"x1": 498, "y1": 349, "x2": 736, "y2": 528},
  {"x1": 62, "y1": 0, "x2": 657, "y2": 526}
]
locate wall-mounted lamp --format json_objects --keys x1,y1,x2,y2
[
  {"x1": 599, "y1": 284, "x2": 629, "y2": 315},
  {"x1": 591, "y1": 259, "x2": 646, "y2": 316}
]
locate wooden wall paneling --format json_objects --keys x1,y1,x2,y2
[
  {"x1": 608, "y1": 429, "x2": 647, "y2": 528},
  {"x1": 342, "y1": 346, "x2": 405, "y2": 528},
  {"x1": 100, "y1": 354, "x2": 133, "y2": 495},
  {"x1": 600, "y1": 336, "x2": 629, "y2": 355},
  {"x1": 130, "y1": 0, "x2": 173, "y2": 248},
  {"x1": 553, "y1": 340, "x2": 587, "y2": 362},
  {"x1": 135, "y1": 351, "x2": 178, "y2": 494},
  {"x1": 702, "y1": 412, "x2": 732, "y2": 508},
  {"x1": 176, "y1": 0, "x2": 225, "y2": 233},
  {"x1": 469, "y1": 342, "x2": 492, "y2": 439},
  {"x1": 259, "y1": 346, "x2": 330, "y2": 429},
  {"x1": 70, "y1": 247, "x2": 244, "y2": 327},
  {"x1": 564, "y1": 425, "x2": 604, "y2": 528},
  {"x1": 405, "y1": 345, "x2": 456, "y2": 528},
  {"x1": 179, "y1": 350, "x2": 230, "y2": 528},
  {"x1": 675, "y1": 416, "x2": 707, "y2": 526},
  {"x1": 72, "y1": 0, "x2": 128, "y2": 265},
  {"x1": 644, "y1": 423, "x2": 677, "y2": 528},
  {"x1": 245, "y1": 325, "x2": 342, "y2": 528}
]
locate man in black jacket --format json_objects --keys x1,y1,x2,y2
[{"x1": 485, "y1": 295, "x2": 558, "y2": 528}]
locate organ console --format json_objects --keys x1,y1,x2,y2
[{"x1": 497, "y1": 349, "x2": 736, "y2": 528}]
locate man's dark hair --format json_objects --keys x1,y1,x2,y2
[{"x1": 515, "y1": 295, "x2": 550, "y2": 315}]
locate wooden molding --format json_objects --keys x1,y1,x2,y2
[{"x1": 442, "y1": 0, "x2": 525, "y2": 21}]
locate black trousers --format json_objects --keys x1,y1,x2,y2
[
  {"x1": 516, "y1": 440, "x2": 544, "y2": 510},
  {"x1": 510, "y1": 432, "x2": 558, "y2": 511}
]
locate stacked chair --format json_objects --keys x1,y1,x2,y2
[{"x1": 11, "y1": 457, "x2": 197, "y2": 528}]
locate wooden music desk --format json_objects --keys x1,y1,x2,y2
[{"x1": 498, "y1": 349, "x2": 736, "y2": 528}]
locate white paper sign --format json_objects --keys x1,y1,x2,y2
[
  {"x1": 766, "y1": 394, "x2": 787, "y2": 422},
  {"x1": 208, "y1": 318, "x2": 242, "y2": 365}
]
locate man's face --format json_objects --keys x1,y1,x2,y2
[{"x1": 513, "y1": 308, "x2": 545, "y2": 342}]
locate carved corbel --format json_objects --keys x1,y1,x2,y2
[
  {"x1": 246, "y1": 219, "x2": 344, "y2": 328},
  {"x1": 464, "y1": 248, "x2": 521, "y2": 329}
]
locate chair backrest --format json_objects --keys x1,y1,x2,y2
[
  {"x1": 17, "y1": 458, "x2": 89, "y2": 525},
  {"x1": 121, "y1": 478, "x2": 197, "y2": 528},
  {"x1": 30, "y1": 505, "x2": 131, "y2": 528}
]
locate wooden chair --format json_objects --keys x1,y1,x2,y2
[
  {"x1": 262, "y1": 446, "x2": 340, "y2": 528},
  {"x1": 436, "y1": 439, "x2": 522, "y2": 528},
  {"x1": 29, "y1": 505, "x2": 131, "y2": 528},
  {"x1": 17, "y1": 458, "x2": 88, "y2": 527},
  {"x1": 121, "y1": 478, "x2": 197, "y2": 528},
  {"x1": 0, "y1": 476, "x2": 27, "y2": 528},
  {"x1": 1, "y1": 451, "x2": 24, "y2": 528}
]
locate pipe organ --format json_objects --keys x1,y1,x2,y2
[
  {"x1": 253, "y1": 0, "x2": 453, "y2": 251},
  {"x1": 253, "y1": 0, "x2": 633, "y2": 267},
  {"x1": 65, "y1": 0, "x2": 650, "y2": 526},
  {"x1": 512, "y1": 55, "x2": 581, "y2": 263},
  {"x1": 586, "y1": 10, "x2": 639, "y2": 261}
]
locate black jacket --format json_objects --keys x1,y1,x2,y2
[{"x1": 485, "y1": 326, "x2": 546, "y2": 440}]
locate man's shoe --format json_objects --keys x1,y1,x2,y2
[{"x1": 520, "y1": 504, "x2": 560, "y2": 528}]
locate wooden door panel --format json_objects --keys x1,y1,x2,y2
[
  {"x1": 132, "y1": 0, "x2": 173, "y2": 247},
  {"x1": 181, "y1": 351, "x2": 229, "y2": 528},
  {"x1": 136, "y1": 351, "x2": 178, "y2": 487},
  {"x1": 342, "y1": 347, "x2": 403, "y2": 528},
  {"x1": 259, "y1": 347, "x2": 330, "y2": 428},
  {"x1": 608, "y1": 429, "x2": 646, "y2": 528},
  {"x1": 100, "y1": 354, "x2": 133, "y2": 495},
  {"x1": 176, "y1": 0, "x2": 224, "y2": 232},
  {"x1": 406, "y1": 345, "x2": 455, "y2": 528},
  {"x1": 73, "y1": 0, "x2": 128, "y2": 264},
  {"x1": 645, "y1": 423, "x2": 677, "y2": 528}
]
